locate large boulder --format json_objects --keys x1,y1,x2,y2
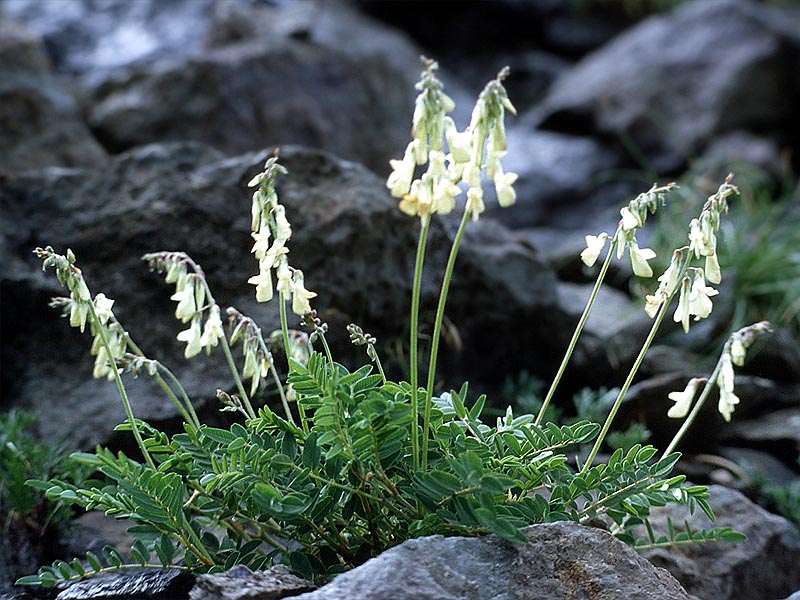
[
  {"x1": 3, "y1": 0, "x2": 428, "y2": 174},
  {"x1": 536, "y1": 0, "x2": 800, "y2": 173},
  {"x1": 292, "y1": 522, "x2": 690, "y2": 600},
  {"x1": 643, "y1": 484, "x2": 800, "y2": 600},
  {"x1": 0, "y1": 19, "x2": 106, "y2": 172},
  {"x1": 1, "y1": 143, "x2": 567, "y2": 450}
]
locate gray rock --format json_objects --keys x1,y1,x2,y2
[
  {"x1": 293, "y1": 521, "x2": 690, "y2": 600},
  {"x1": 487, "y1": 127, "x2": 622, "y2": 229},
  {"x1": 55, "y1": 569, "x2": 194, "y2": 600},
  {"x1": 0, "y1": 19, "x2": 106, "y2": 172},
  {"x1": 537, "y1": 0, "x2": 800, "y2": 171},
  {"x1": 642, "y1": 484, "x2": 800, "y2": 600},
  {"x1": 1, "y1": 142, "x2": 564, "y2": 449},
  {"x1": 190, "y1": 565, "x2": 315, "y2": 600},
  {"x1": 782, "y1": 592, "x2": 800, "y2": 600},
  {"x1": 722, "y1": 407, "x2": 800, "y2": 454}
]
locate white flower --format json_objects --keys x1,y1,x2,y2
[
  {"x1": 165, "y1": 260, "x2": 185, "y2": 284},
  {"x1": 248, "y1": 267, "x2": 273, "y2": 303},
  {"x1": 171, "y1": 284, "x2": 197, "y2": 322},
  {"x1": 730, "y1": 335, "x2": 746, "y2": 366},
  {"x1": 485, "y1": 142, "x2": 507, "y2": 180},
  {"x1": 71, "y1": 276, "x2": 91, "y2": 301},
  {"x1": 251, "y1": 229, "x2": 272, "y2": 262},
  {"x1": 200, "y1": 305, "x2": 224, "y2": 353},
  {"x1": 276, "y1": 259, "x2": 292, "y2": 294},
  {"x1": 629, "y1": 242, "x2": 657, "y2": 278},
  {"x1": 242, "y1": 348, "x2": 258, "y2": 380},
  {"x1": 673, "y1": 277, "x2": 692, "y2": 333},
  {"x1": 705, "y1": 252, "x2": 721, "y2": 285},
  {"x1": 688, "y1": 218, "x2": 705, "y2": 258},
  {"x1": 466, "y1": 187, "x2": 485, "y2": 222},
  {"x1": 656, "y1": 252, "x2": 683, "y2": 297},
  {"x1": 290, "y1": 270, "x2": 317, "y2": 316},
  {"x1": 247, "y1": 172, "x2": 266, "y2": 188},
  {"x1": 93, "y1": 293, "x2": 115, "y2": 325},
  {"x1": 69, "y1": 295, "x2": 89, "y2": 332},
  {"x1": 463, "y1": 162, "x2": 482, "y2": 191},
  {"x1": 273, "y1": 205, "x2": 292, "y2": 242},
  {"x1": 444, "y1": 117, "x2": 471, "y2": 163},
  {"x1": 494, "y1": 170, "x2": 518, "y2": 208},
  {"x1": 667, "y1": 378, "x2": 702, "y2": 419},
  {"x1": 263, "y1": 239, "x2": 288, "y2": 270},
  {"x1": 93, "y1": 346, "x2": 112, "y2": 379},
  {"x1": 687, "y1": 271, "x2": 718, "y2": 320},
  {"x1": 620, "y1": 206, "x2": 642, "y2": 231},
  {"x1": 386, "y1": 141, "x2": 418, "y2": 198},
  {"x1": 644, "y1": 291, "x2": 666, "y2": 318},
  {"x1": 718, "y1": 387, "x2": 739, "y2": 422},
  {"x1": 720, "y1": 351, "x2": 735, "y2": 392},
  {"x1": 177, "y1": 317, "x2": 203, "y2": 358},
  {"x1": 580, "y1": 233, "x2": 609, "y2": 267}
]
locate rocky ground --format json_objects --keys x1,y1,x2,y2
[{"x1": 2, "y1": 0, "x2": 800, "y2": 598}]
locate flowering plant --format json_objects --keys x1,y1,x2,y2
[{"x1": 18, "y1": 59, "x2": 758, "y2": 587}]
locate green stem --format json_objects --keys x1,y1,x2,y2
[
  {"x1": 119, "y1": 324, "x2": 200, "y2": 430},
  {"x1": 535, "y1": 230, "x2": 621, "y2": 425},
  {"x1": 370, "y1": 346, "x2": 387, "y2": 384},
  {"x1": 409, "y1": 216, "x2": 431, "y2": 471},
  {"x1": 422, "y1": 207, "x2": 472, "y2": 469},
  {"x1": 221, "y1": 334, "x2": 255, "y2": 419},
  {"x1": 280, "y1": 292, "x2": 309, "y2": 433},
  {"x1": 662, "y1": 355, "x2": 725, "y2": 457},
  {"x1": 580, "y1": 300, "x2": 670, "y2": 474},
  {"x1": 88, "y1": 305, "x2": 154, "y2": 469}
]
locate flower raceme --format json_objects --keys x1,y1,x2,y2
[
  {"x1": 387, "y1": 59, "x2": 518, "y2": 224},
  {"x1": 247, "y1": 153, "x2": 316, "y2": 317}
]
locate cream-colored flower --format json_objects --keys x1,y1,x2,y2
[
  {"x1": 444, "y1": 117, "x2": 471, "y2": 164},
  {"x1": 263, "y1": 240, "x2": 289, "y2": 270},
  {"x1": 688, "y1": 218, "x2": 705, "y2": 258},
  {"x1": 273, "y1": 205, "x2": 292, "y2": 242},
  {"x1": 718, "y1": 387, "x2": 739, "y2": 422},
  {"x1": 251, "y1": 229, "x2": 272, "y2": 262},
  {"x1": 387, "y1": 141, "x2": 418, "y2": 198},
  {"x1": 200, "y1": 305, "x2": 224, "y2": 353},
  {"x1": 730, "y1": 336, "x2": 746, "y2": 366},
  {"x1": 673, "y1": 277, "x2": 692, "y2": 333},
  {"x1": 275, "y1": 259, "x2": 292, "y2": 294},
  {"x1": 620, "y1": 206, "x2": 642, "y2": 231},
  {"x1": 644, "y1": 291, "x2": 666, "y2": 318},
  {"x1": 466, "y1": 187, "x2": 485, "y2": 222},
  {"x1": 656, "y1": 252, "x2": 683, "y2": 297},
  {"x1": 165, "y1": 260, "x2": 185, "y2": 284},
  {"x1": 93, "y1": 293, "x2": 115, "y2": 326},
  {"x1": 248, "y1": 267, "x2": 273, "y2": 303},
  {"x1": 290, "y1": 270, "x2": 317, "y2": 316},
  {"x1": 580, "y1": 233, "x2": 609, "y2": 267},
  {"x1": 494, "y1": 169, "x2": 518, "y2": 208},
  {"x1": 720, "y1": 351, "x2": 735, "y2": 393},
  {"x1": 629, "y1": 242, "x2": 657, "y2": 278},
  {"x1": 171, "y1": 284, "x2": 197, "y2": 322},
  {"x1": 667, "y1": 378, "x2": 702, "y2": 419},
  {"x1": 432, "y1": 179, "x2": 461, "y2": 215},
  {"x1": 687, "y1": 271, "x2": 718, "y2": 320},
  {"x1": 177, "y1": 317, "x2": 203, "y2": 358},
  {"x1": 69, "y1": 294, "x2": 89, "y2": 332},
  {"x1": 705, "y1": 252, "x2": 721, "y2": 285}
]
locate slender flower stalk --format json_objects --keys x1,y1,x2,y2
[
  {"x1": 535, "y1": 230, "x2": 620, "y2": 425},
  {"x1": 409, "y1": 217, "x2": 430, "y2": 470}
]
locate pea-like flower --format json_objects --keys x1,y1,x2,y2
[
  {"x1": 93, "y1": 293, "x2": 115, "y2": 325},
  {"x1": 251, "y1": 229, "x2": 272, "y2": 262},
  {"x1": 628, "y1": 242, "x2": 657, "y2": 278},
  {"x1": 200, "y1": 305, "x2": 224, "y2": 353},
  {"x1": 444, "y1": 117, "x2": 471, "y2": 163},
  {"x1": 273, "y1": 205, "x2": 292, "y2": 242},
  {"x1": 177, "y1": 317, "x2": 203, "y2": 359},
  {"x1": 247, "y1": 267, "x2": 274, "y2": 303},
  {"x1": 687, "y1": 270, "x2": 718, "y2": 320},
  {"x1": 620, "y1": 206, "x2": 642, "y2": 231},
  {"x1": 466, "y1": 187, "x2": 485, "y2": 222},
  {"x1": 705, "y1": 252, "x2": 721, "y2": 284},
  {"x1": 171, "y1": 283, "x2": 197, "y2": 322},
  {"x1": 667, "y1": 377, "x2": 702, "y2": 418},
  {"x1": 387, "y1": 141, "x2": 418, "y2": 198},
  {"x1": 580, "y1": 233, "x2": 609, "y2": 267},
  {"x1": 673, "y1": 277, "x2": 692, "y2": 333},
  {"x1": 290, "y1": 270, "x2": 317, "y2": 316},
  {"x1": 494, "y1": 169, "x2": 518, "y2": 208}
]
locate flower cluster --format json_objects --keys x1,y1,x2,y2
[
  {"x1": 36, "y1": 247, "x2": 125, "y2": 380},
  {"x1": 247, "y1": 152, "x2": 316, "y2": 315},
  {"x1": 666, "y1": 321, "x2": 771, "y2": 422},
  {"x1": 386, "y1": 58, "x2": 518, "y2": 224},
  {"x1": 143, "y1": 252, "x2": 225, "y2": 359},
  {"x1": 718, "y1": 321, "x2": 772, "y2": 421},
  {"x1": 645, "y1": 177, "x2": 737, "y2": 327},
  {"x1": 581, "y1": 183, "x2": 676, "y2": 274}
]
